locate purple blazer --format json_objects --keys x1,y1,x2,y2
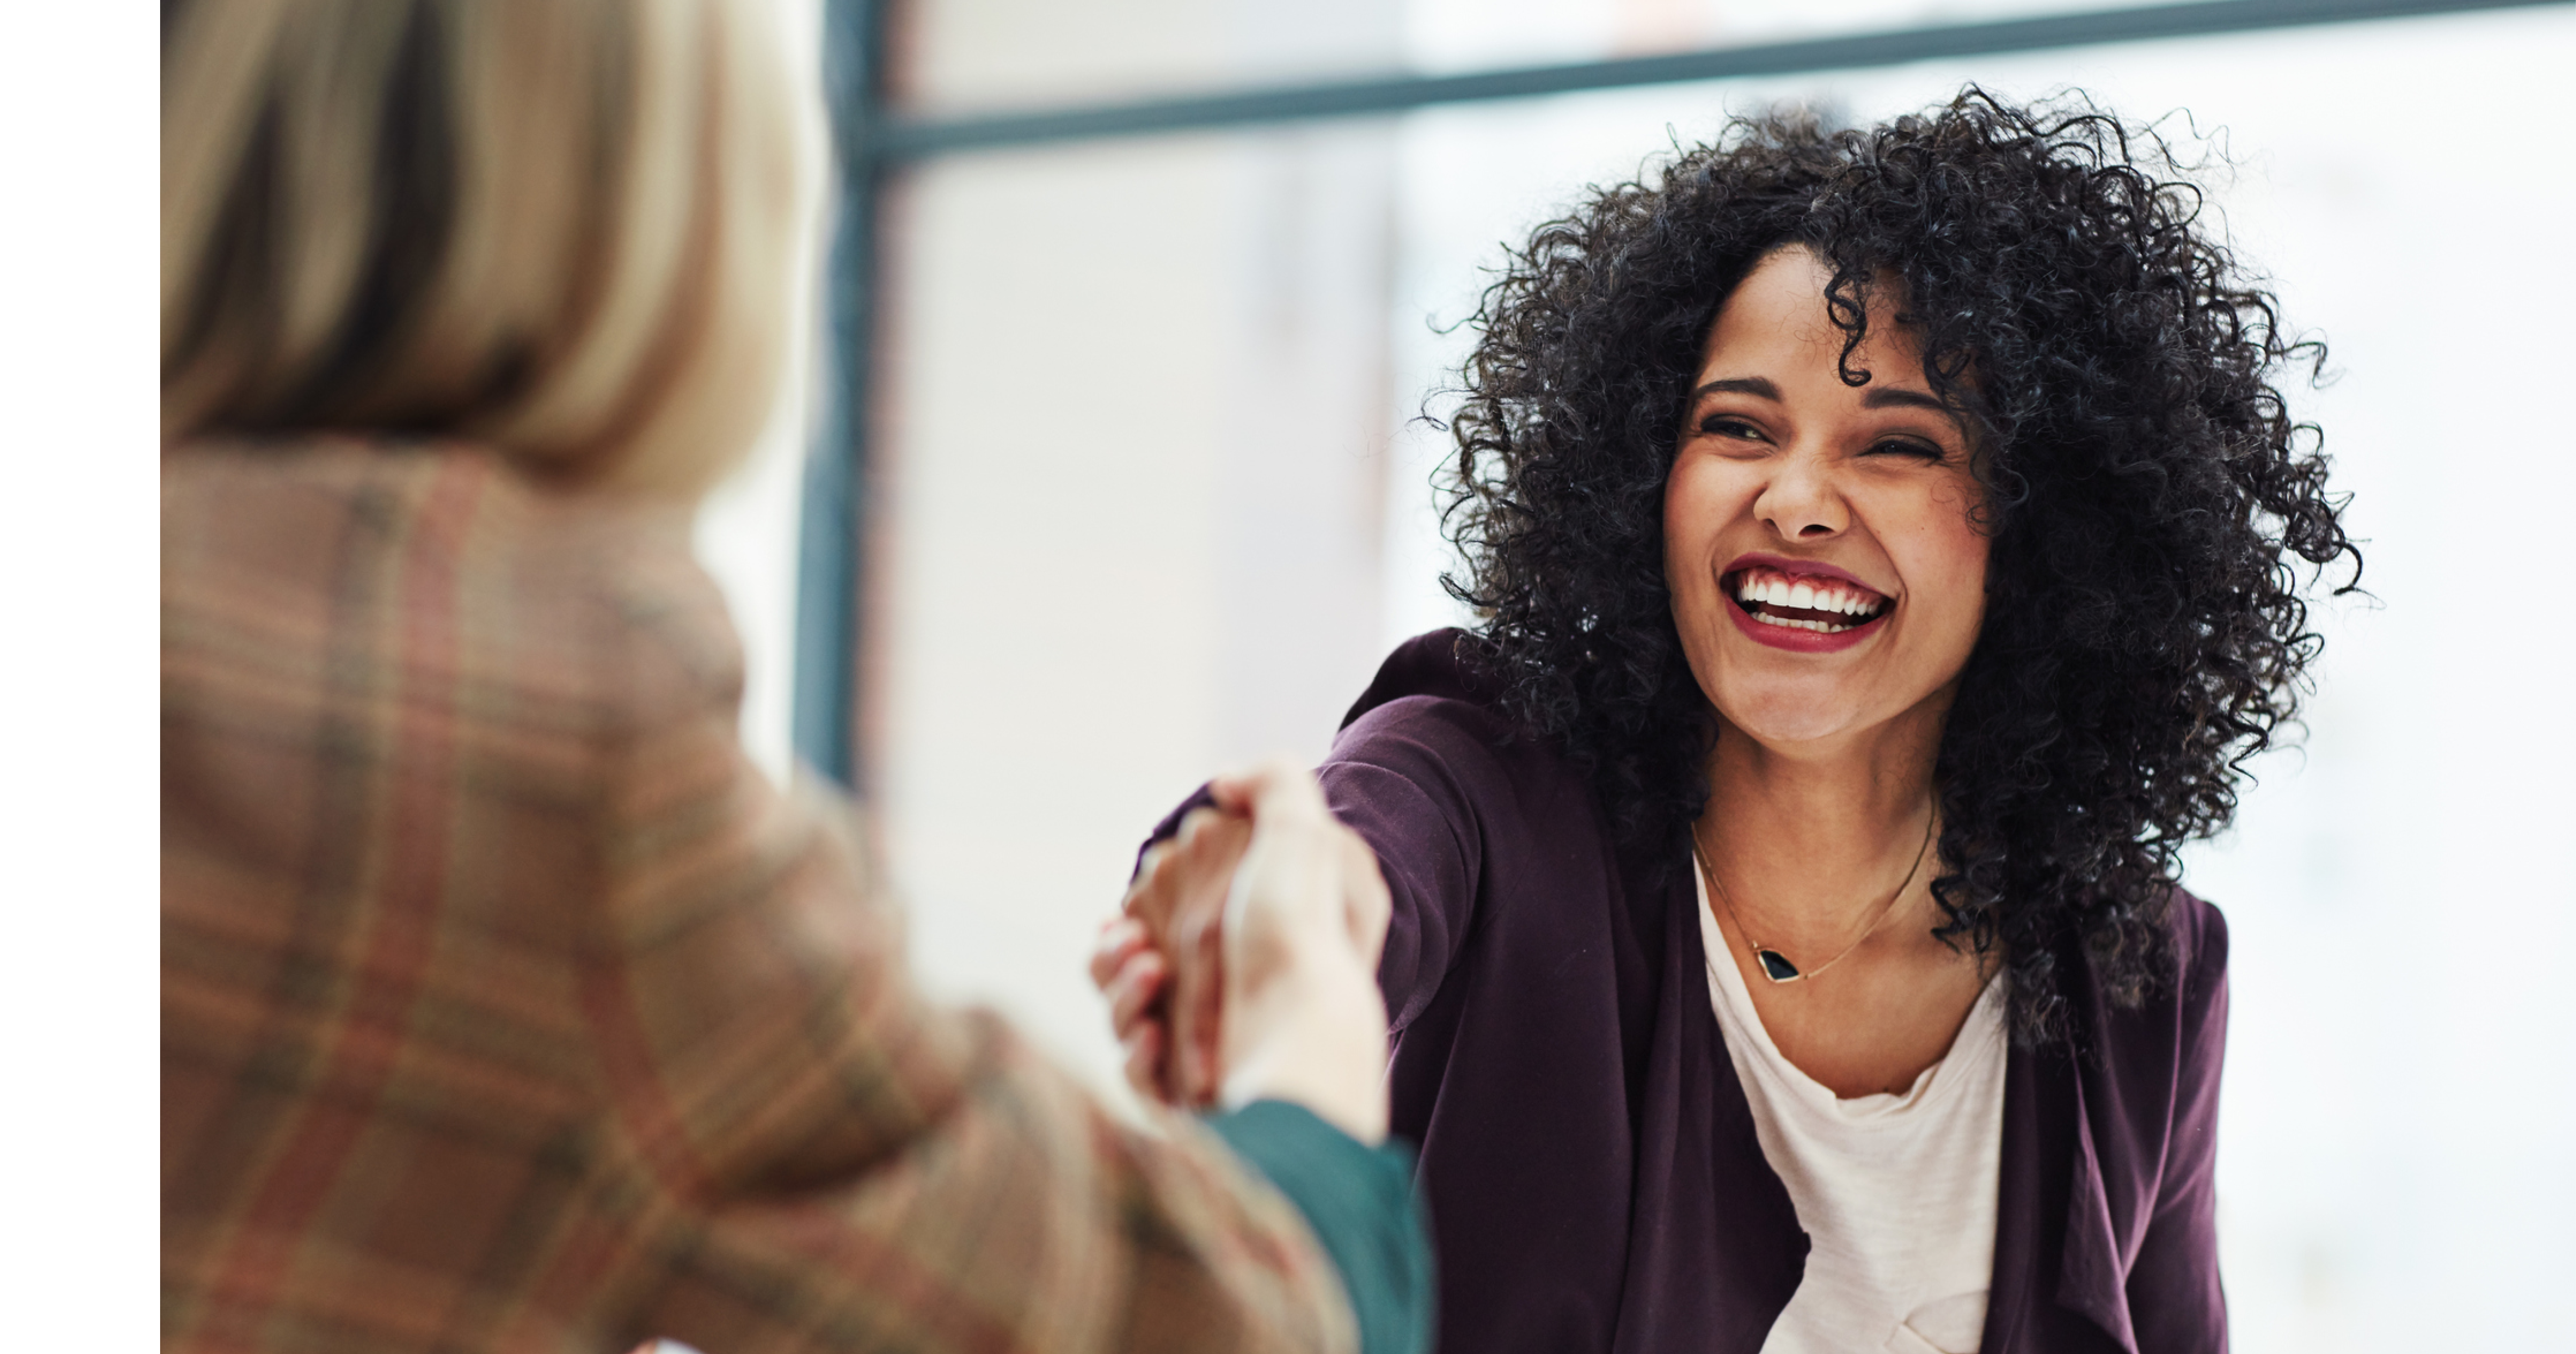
[{"x1": 1159, "y1": 630, "x2": 2228, "y2": 1353}]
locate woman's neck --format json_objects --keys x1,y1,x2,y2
[{"x1": 1695, "y1": 703, "x2": 1946, "y2": 950}]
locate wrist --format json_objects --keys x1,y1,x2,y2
[{"x1": 1219, "y1": 950, "x2": 1389, "y2": 1144}]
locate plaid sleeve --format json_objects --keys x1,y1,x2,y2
[
  {"x1": 571, "y1": 555, "x2": 1361, "y2": 1354},
  {"x1": 161, "y1": 447, "x2": 1355, "y2": 1353}
]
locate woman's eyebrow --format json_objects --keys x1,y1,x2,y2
[
  {"x1": 1862, "y1": 386, "x2": 1947, "y2": 411},
  {"x1": 1693, "y1": 376, "x2": 1780, "y2": 400}
]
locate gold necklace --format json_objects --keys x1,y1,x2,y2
[{"x1": 1691, "y1": 803, "x2": 1936, "y2": 984}]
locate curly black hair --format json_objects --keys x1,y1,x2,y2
[{"x1": 1439, "y1": 89, "x2": 2358, "y2": 1045}]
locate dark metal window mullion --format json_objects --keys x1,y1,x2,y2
[
  {"x1": 791, "y1": 0, "x2": 885, "y2": 788},
  {"x1": 867, "y1": 0, "x2": 2567, "y2": 159}
]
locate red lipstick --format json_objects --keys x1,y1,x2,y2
[{"x1": 1719, "y1": 553, "x2": 1892, "y2": 654}]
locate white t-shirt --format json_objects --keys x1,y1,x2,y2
[{"x1": 1694, "y1": 858, "x2": 2009, "y2": 1354}]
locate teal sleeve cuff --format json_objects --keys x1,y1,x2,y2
[{"x1": 1206, "y1": 1101, "x2": 1435, "y2": 1354}]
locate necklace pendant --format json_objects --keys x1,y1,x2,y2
[{"x1": 1754, "y1": 949, "x2": 1803, "y2": 983}]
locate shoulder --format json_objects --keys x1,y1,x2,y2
[
  {"x1": 1327, "y1": 630, "x2": 1586, "y2": 814},
  {"x1": 2072, "y1": 884, "x2": 2229, "y2": 1084},
  {"x1": 1337, "y1": 627, "x2": 1496, "y2": 728},
  {"x1": 2161, "y1": 886, "x2": 2230, "y2": 1009},
  {"x1": 163, "y1": 437, "x2": 743, "y2": 745},
  {"x1": 2062, "y1": 885, "x2": 2228, "y2": 1012}
]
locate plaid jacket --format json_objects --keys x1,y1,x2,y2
[{"x1": 163, "y1": 440, "x2": 1358, "y2": 1354}]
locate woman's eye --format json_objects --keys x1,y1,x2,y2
[
  {"x1": 1868, "y1": 437, "x2": 1946, "y2": 460},
  {"x1": 1700, "y1": 417, "x2": 1764, "y2": 441}
]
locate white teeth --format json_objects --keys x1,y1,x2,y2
[
  {"x1": 1751, "y1": 611, "x2": 1858, "y2": 634},
  {"x1": 1735, "y1": 569, "x2": 1887, "y2": 622}
]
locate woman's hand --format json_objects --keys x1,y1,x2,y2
[
  {"x1": 1095, "y1": 761, "x2": 1393, "y2": 1142},
  {"x1": 1206, "y1": 761, "x2": 1393, "y2": 1142},
  {"x1": 1092, "y1": 914, "x2": 1178, "y2": 1101},
  {"x1": 1098, "y1": 808, "x2": 1249, "y2": 1106}
]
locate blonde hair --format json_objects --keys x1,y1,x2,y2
[{"x1": 162, "y1": 0, "x2": 815, "y2": 496}]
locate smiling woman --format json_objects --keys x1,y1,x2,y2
[
  {"x1": 1101, "y1": 89, "x2": 2360, "y2": 1353},
  {"x1": 1665, "y1": 249, "x2": 1997, "y2": 1115},
  {"x1": 1447, "y1": 91, "x2": 2357, "y2": 1046}
]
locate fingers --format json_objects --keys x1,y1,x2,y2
[
  {"x1": 1208, "y1": 757, "x2": 1332, "y2": 825},
  {"x1": 1100, "y1": 915, "x2": 1180, "y2": 1102},
  {"x1": 1103, "y1": 947, "x2": 1168, "y2": 1033},
  {"x1": 1175, "y1": 804, "x2": 1226, "y2": 847},
  {"x1": 1091, "y1": 916, "x2": 1151, "y2": 989},
  {"x1": 1164, "y1": 842, "x2": 1231, "y2": 1106},
  {"x1": 1123, "y1": 807, "x2": 1238, "y2": 934},
  {"x1": 1112, "y1": 808, "x2": 1249, "y2": 1108},
  {"x1": 1120, "y1": 1019, "x2": 1167, "y2": 1102}
]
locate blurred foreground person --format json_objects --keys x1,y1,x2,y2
[{"x1": 159, "y1": 3, "x2": 1426, "y2": 1351}]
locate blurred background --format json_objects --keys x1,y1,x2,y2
[{"x1": 696, "y1": 1, "x2": 2576, "y2": 1348}]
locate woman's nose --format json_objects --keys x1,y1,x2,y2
[{"x1": 1752, "y1": 453, "x2": 1848, "y2": 540}]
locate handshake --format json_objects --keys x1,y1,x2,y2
[{"x1": 1091, "y1": 761, "x2": 1396, "y2": 1144}]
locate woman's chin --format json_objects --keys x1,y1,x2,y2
[
  {"x1": 1709, "y1": 664, "x2": 1965, "y2": 759},
  {"x1": 1709, "y1": 680, "x2": 1894, "y2": 751}
]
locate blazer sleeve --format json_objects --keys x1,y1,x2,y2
[
  {"x1": 2123, "y1": 898, "x2": 2232, "y2": 1352},
  {"x1": 1316, "y1": 699, "x2": 1491, "y2": 1035},
  {"x1": 578, "y1": 567, "x2": 1360, "y2": 1354}
]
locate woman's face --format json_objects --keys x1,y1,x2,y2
[{"x1": 1664, "y1": 246, "x2": 1989, "y2": 753}]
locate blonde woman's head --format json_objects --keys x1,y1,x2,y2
[{"x1": 162, "y1": 0, "x2": 816, "y2": 496}]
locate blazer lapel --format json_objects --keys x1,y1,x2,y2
[
  {"x1": 1984, "y1": 1033, "x2": 2142, "y2": 1354},
  {"x1": 2056, "y1": 1064, "x2": 2139, "y2": 1353},
  {"x1": 1980, "y1": 1041, "x2": 2050, "y2": 1353}
]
